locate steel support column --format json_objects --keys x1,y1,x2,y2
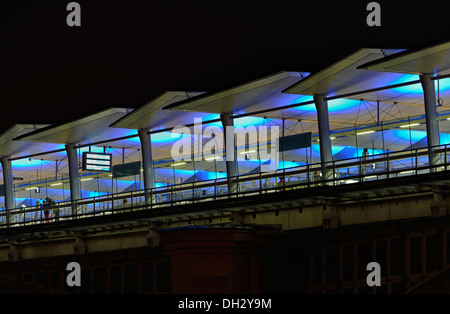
[
  {"x1": 220, "y1": 113, "x2": 238, "y2": 195},
  {"x1": 420, "y1": 74, "x2": 440, "y2": 171},
  {"x1": 314, "y1": 95, "x2": 333, "y2": 183},
  {"x1": 1, "y1": 156, "x2": 14, "y2": 224},
  {"x1": 138, "y1": 129, "x2": 155, "y2": 203},
  {"x1": 65, "y1": 144, "x2": 81, "y2": 215}
]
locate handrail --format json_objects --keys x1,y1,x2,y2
[{"x1": 1, "y1": 143, "x2": 450, "y2": 228}]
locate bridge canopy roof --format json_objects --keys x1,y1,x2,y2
[{"x1": 0, "y1": 40, "x2": 450, "y2": 204}]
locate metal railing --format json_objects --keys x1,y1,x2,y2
[{"x1": 2, "y1": 144, "x2": 450, "y2": 228}]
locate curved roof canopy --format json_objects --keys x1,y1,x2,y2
[
  {"x1": 111, "y1": 91, "x2": 206, "y2": 130},
  {"x1": 357, "y1": 41, "x2": 450, "y2": 75},
  {"x1": 1, "y1": 40, "x2": 449, "y2": 163},
  {"x1": 162, "y1": 71, "x2": 310, "y2": 114},
  {"x1": 14, "y1": 107, "x2": 133, "y2": 145},
  {"x1": 0, "y1": 124, "x2": 52, "y2": 157},
  {"x1": 282, "y1": 48, "x2": 405, "y2": 96}
]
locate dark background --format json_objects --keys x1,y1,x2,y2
[{"x1": 1, "y1": 0, "x2": 449, "y2": 134}]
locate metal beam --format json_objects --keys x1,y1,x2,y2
[
  {"x1": 1, "y1": 156, "x2": 14, "y2": 224},
  {"x1": 138, "y1": 129, "x2": 155, "y2": 203},
  {"x1": 313, "y1": 95, "x2": 333, "y2": 183},
  {"x1": 420, "y1": 74, "x2": 440, "y2": 170},
  {"x1": 220, "y1": 113, "x2": 238, "y2": 194},
  {"x1": 65, "y1": 144, "x2": 81, "y2": 215}
]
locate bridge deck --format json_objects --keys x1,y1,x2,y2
[{"x1": 2, "y1": 144, "x2": 450, "y2": 231}]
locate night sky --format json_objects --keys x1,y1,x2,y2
[{"x1": 1, "y1": 0, "x2": 449, "y2": 134}]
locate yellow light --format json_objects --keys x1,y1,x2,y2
[
  {"x1": 400, "y1": 123, "x2": 420, "y2": 128},
  {"x1": 205, "y1": 156, "x2": 221, "y2": 161},
  {"x1": 356, "y1": 130, "x2": 376, "y2": 135}
]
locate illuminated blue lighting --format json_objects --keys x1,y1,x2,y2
[
  {"x1": 11, "y1": 159, "x2": 43, "y2": 168},
  {"x1": 292, "y1": 97, "x2": 360, "y2": 112},
  {"x1": 354, "y1": 148, "x2": 385, "y2": 157},
  {"x1": 155, "y1": 168, "x2": 197, "y2": 178},
  {"x1": 152, "y1": 131, "x2": 186, "y2": 143},
  {"x1": 235, "y1": 116, "x2": 267, "y2": 127},
  {"x1": 291, "y1": 95, "x2": 315, "y2": 111},
  {"x1": 126, "y1": 136, "x2": 140, "y2": 143},
  {"x1": 111, "y1": 179, "x2": 137, "y2": 186},
  {"x1": 435, "y1": 78, "x2": 450, "y2": 92},
  {"x1": 277, "y1": 161, "x2": 304, "y2": 169},
  {"x1": 204, "y1": 171, "x2": 227, "y2": 180},
  {"x1": 390, "y1": 74, "x2": 419, "y2": 86},
  {"x1": 125, "y1": 131, "x2": 187, "y2": 143},
  {"x1": 392, "y1": 129, "x2": 427, "y2": 142},
  {"x1": 440, "y1": 133, "x2": 450, "y2": 145},
  {"x1": 84, "y1": 191, "x2": 108, "y2": 198},
  {"x1": 206, "y1": 116, "x2": 268, "y2": 128},
  {"x1": 291, "y1": 95, "x2": 314, "y2": 104},
  {"x1": 203, "y1": 113, "x2": 221, "y2": 122},
  {"x1": 311, "y1": 145, "x2": 346, "y2": 156},
  {"x1": 154, "y1": 167, "x2": 226, "y2": 182},
  {"x1": 389, "y1": 76, "x2": 450, "y2": 94},
  {"x1": 328, "y1": 99, "x2": 361, "y2": 112},
  {"x1": 332, "y1": 147, "x2": 386, "y2": 159},
  {"x1": 381, "y1": 74, "x2": 422, "y2": 94},
  {"x1": 191, "y1": 170, "x2": 227, "y2": 181}
]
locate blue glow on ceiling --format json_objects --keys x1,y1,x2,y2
[
  {"x1": 152, "y1": 131, "x2": 185, "y2": 143},
  {"x1": 291, "y1": 95, "x2": 315, "y2": 111},
  {"x1": 12, "y1": 159, "x2": 43, "y2": 168},
  {"x1": 84, "y1": 191, "x2": 108, "y2": 198},
  {"x1": 436, "y1": 78, "x2": 450, "y2": 93},
  {"x1": 124, "y1": 131, "x2": 187, "y2": 143},
  {"x1": 333, "y1": 147, "x2": 386, "y2": 159},
  {"x1": 203, "y1": 113, "x2": 221, "y2": 122},
  {"x1": 385, "y1": 74, "x2": 421, "y2": 94},
  {"x1": 207, "y1": 116, "x2": 268, "y2": 128},
  {"x1": 389, "y1": 76, "x2": 450, "y2": 94},
  {"x1": 204, "y1": 171, "x2": 227, "y2": 180},
  {"x1": 154, "y1": 168, "x2": 196, "y2": 177},
  {"x1": 277, "y1": 161, "x2": 304, "y2": 169},
  {"x1": 392, "y1": 129, "x2": 427, "y2": 142},
  {"x1": 292, "y1": 97, "x2": 361, "y2": 112},
  {"x1": 440, "y1": 133, "x2": 450, "y2": 145},
  {"x1": 390, "y1": 74, "x2": 419, "y2": 86},
  {"x1": 311, "y1": 145, "x2": 346, "y2": 155},
  {"x1": 235, "y1": 116, "x2": 267, "y2": 127},
  {"x1": 328, "y1": 99, "x2": 362, "y2": 112}
]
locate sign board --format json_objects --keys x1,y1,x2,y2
[
  {"x1": 112, "y1": 161, "x2": 141, "y2": 178},
  {"x1": 82, "y1": 152, "x2": 112, "y2": 172},
  {"x1": 279, "y1": 132, "x2": 312, "y2": 152}
]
